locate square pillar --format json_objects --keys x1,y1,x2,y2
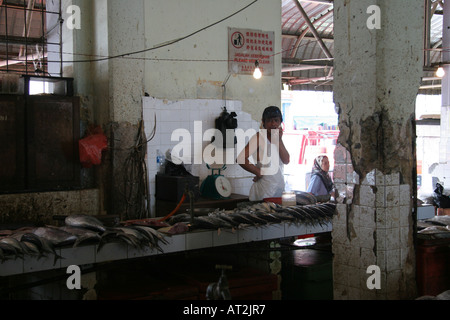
[{"x1": 333, "y1": 0, "x2": 424, "y2": 299}]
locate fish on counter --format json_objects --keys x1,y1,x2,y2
[
  {"x1": 157, "y1": 222, "x2": 190, "y2": 235},
  {"x1": 32, "y1": 227, "x2": 78, "y2": 247},
  {"x1": 10, "y1": 231, "x2": 56, "y2": 259},
  {"x1": 0, "y1": 214, "x2": 173, "y2": 263},
  {"x1": 95, "y1": 225, "x2": 168, "y2": 253},
  {"x1": 59, "y1": 226, "x2": 102, "y2": 247},
  {"x1": 0, "y1": 239, "x2": 22, "y2": 260},
  {"x1": 418, "y1": 225, "x2": 450, "y2": 234},
  {"x1": 425, "y1": 215, "x2": 450, "y2": 227},
  {"x1": 0, "y1": 202, "x2": 337, "y2": 264},
  {"x1": 0, "y1": 228, "x2": 66, "y2": 265},
  {"x1": 64, "y1": 215, "x2": 107, "y2": 233},
  {"x1": 165, "y1": 201, "x2": 337, "y2": 232},
  {"x1": 417, "y1": 215, "x2": 450, "y2": 238}
]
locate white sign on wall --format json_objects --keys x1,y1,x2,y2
[{"x1": 228, "y1": 27, "x2": 274, "y2": 76}]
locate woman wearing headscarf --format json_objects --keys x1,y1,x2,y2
[{"x1": 307, "y1": 155, "x2": 334, "y2": 197}]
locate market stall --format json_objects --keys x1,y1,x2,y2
[{"x1": 0, "y1": 200, "x2": 335, "y2": 278}]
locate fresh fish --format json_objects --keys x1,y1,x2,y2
[
  {"x1": 60, "y1": 226, "x2": 101, "y2": 247},
  {"x1": 295, "y1": 191, "x2": 318, "y2": 205},
  {"x1": 222, "y1": 213, "x2": 250, "y2": 226},
  {"x1": 205, "y1": 214, "x2": 236, "y2": 229},
  {"x1": 96, "y1": 232, "x2": 120, "y2": 252},
  {"x1": 318, "y1": 203, "x2": 337, "y2": 214},
  {"x1": 297, "y1": 206, "x2": 317, "y2": 222},
  {"x1": 190, "y1": 216, "x2": 220, "y2": 230},
  {"x1": 116, "y1": 233, "x2": 141, "y2": 248},
  {"x1": 21, "y1": 241, "x2": 41, "y2": 256},
  {"x1": 426, "y1": 215, "x2": 450, "y2": 227},
  {"x1": 262, "y1": 202, "x2": 282, "y2": 212},
  {"x1": 301, "y1": 205, "x2": 329, "y2": 223},
  {"x1": 214, "y1": 212, "x2": 242, "y2": 228},
  {"x1": 114, "y1": 227, "x2": 148, "y2": 247},
  {"x1": 418, "y1": 226, "x2": 450, "y2": 234},
  {"x1": 96, "y1": 230, "x2": 136, "y2": 253},
  {"x1": 0, "y1": 237, "x2": 22, "y2": 251},
  {"x1": 0, "y1": 242, "x2": 19, "y2": 260},
  {"x1": 157, "y1": 222, "x2": 189, "y2": 235},
  {"x1": 299, "y1": 207, "x2": 319, "y2": 224},
  {"x1": 264, "y1": 210, "x2": 297, "y2": 222},
  {"x1": 241, "y1": 212, "x2": 269, "y2": 225},
  {"x1": 144, "y1": 226, "x2": 168, "y2": 245},
  {"x1": 304, "y1": 206, "x2": 330, "y2": 227},
  {"x1": 314, "y1": 204, "x2": 335, "y2": 218},
  {"x1": 32, "y1": 227, "x2": 77, "y2": 247},
  {"x1": 0, "y1": 237, "x2": 28, "y2": 256},
  {"x1": 20, "y1": 233, "x2": 45, "y2": 252},
  {"x1": 127, "y1": 226, "x2": 165, "y2": 252},
  {"x1": 26, "y1": 228, "x2": 68, "y2": 265},
  {"x1": 417, "y1": 221, "x2": 432, "y2": 230},
  {"x1": 169, "y1": 213, "x2": 192, "y2": 225},
  {"x1": 0, "y1": 230, "x2": 13, "y2": 237},
  {"x1": 96, "y1": 226, "x2": 153, "y2": 252},
  {"x1": 249, "y1": 202, "x2": 272, "y2": 213},
  {"x1": 283, "y1": 207, "x2": 307, "y2": 222},
  {"x1": 130, "y1": 225, "x2": 168, "y2": 245},
  {"x1": 128, "y1": 226, "x2": 157, "y2": 243},
  {"x1": 65, "y1": 215, "x2": 106, "y2": 233},
  {"x1": 257, "y1": 211, "x2": 283, "y2": 224}
]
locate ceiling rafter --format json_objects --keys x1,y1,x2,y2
[
  {"x1": 283, "y1": 0, "x2": 444, "y2": 92},
  {"x1": 288, "y1": 9, "x2": 333, "y2": 59},
  {"x1": 293, "y1": 0, "x2": 332, "y2": 59}
]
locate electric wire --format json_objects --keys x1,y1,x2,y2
[
  {"x1": 40, "y1": 40, "x2": 319, "y2": 65},
  {"x1": 3, "y1": 0, "x2": 335, "y2": 66},
  {"x1": 122, "y1": 119, "x2": 154, "y2": 221},
  {"x1": 50, "y1": 0, "x2": 260, "y2": 64}
]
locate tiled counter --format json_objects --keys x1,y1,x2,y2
[{"x1": 0, "y1": 222, "x2": 332, "y2": 277}]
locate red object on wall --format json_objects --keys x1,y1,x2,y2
[{"x1": 79, "y1": 127, "x2": 108, "y2": 168}]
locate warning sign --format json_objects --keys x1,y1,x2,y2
[{"x1": 228, "y1": 27, "x2": 274, "y2": 76}]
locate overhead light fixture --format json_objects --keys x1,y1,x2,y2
[
  {"x1": 436, "y1": 66, "x2": 445, "y2": 78},
  {"x1": 253, "y1": 60, "x2": 262, "y2": 80}
]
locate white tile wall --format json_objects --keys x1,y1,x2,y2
[{"x1": 143, "y1": 97, "x2": 259, "y2": 216}]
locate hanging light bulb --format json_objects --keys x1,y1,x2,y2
[
  {"x1": 436, "y1": 66, "x2": 445, "y2": 78},
  {"x1": 253, "y1": 60, "x2": 262, "y2": 80}
]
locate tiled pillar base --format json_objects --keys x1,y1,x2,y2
[{"x1": 332, "y1": 144, "x2": 416, "y2": 300}]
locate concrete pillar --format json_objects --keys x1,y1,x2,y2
[
  {"x1": 89, "y1": 0, "x2": 147, "y2": 219},
  {"x1": 108, "y1": 0, "x2": 146, "y2": 219},
  {"x1": 333, "y1": 0, "x2": 424, "y2": 299},
  {"x1": 440, "y1": 0, "x2": 450, "y2": 181}
]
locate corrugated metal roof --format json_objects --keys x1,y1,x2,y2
[
  {"x1": 0, "y1": 0, "x2": 446, "y2": 93},
  {"x1": 282, "y1": 0, "x2": 444, "y2": 93}
]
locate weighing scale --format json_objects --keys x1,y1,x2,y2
[{"x1": 200, "y1": 164, "x2": 232, "y2": 200}]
